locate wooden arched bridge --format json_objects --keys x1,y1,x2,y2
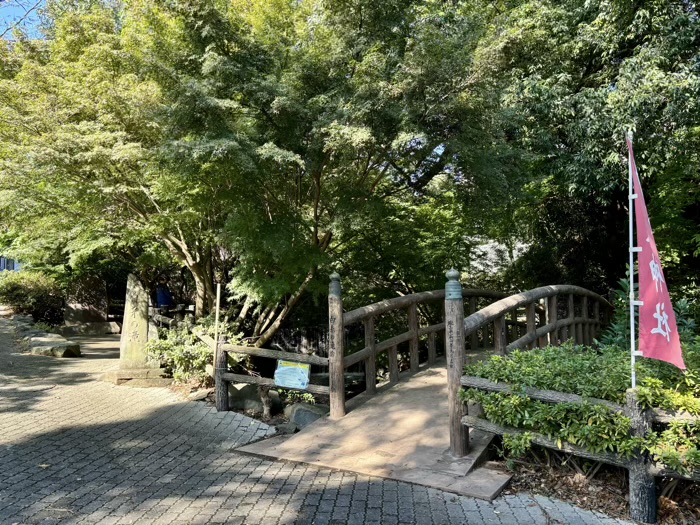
[
  {"x1": 325, "y1": 270, "x2": 610, "y2": 423},
  {"x1": 215, "y1": 271, "x2": 610, "y2": 423},
  {"x1": 225, "y1": 272, "x2": 611, "y2": 502}
]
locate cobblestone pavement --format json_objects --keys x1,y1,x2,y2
[{"x1": 0, "y1": 317, "x2": 633, "y2": 525}]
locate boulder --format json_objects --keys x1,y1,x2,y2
[
  {"x1": 283, "y1": 402, "x2": 330, "y2": 429},
  {"x1": 29, "y1": 334, "x2": 81, "y2": 358},
  {"x1": 276, "y1": 422, "x2": 298, "y2": 434},
  {"x1": 30, "y1": 341, "x2": 81, "y2": 358},
  {"x1": 21, "y1": 330, "x2": 45, "y2": 340},
  {"x1": 188, "y1": 388, "x2": 215, "y2": 401},
  {"x1": 228, "y1": 383, "x2": 282, "y2": 414},
  {"x1": 0, "y1": 306, "x2": 13, "y2": 317},
  {"x1": 30, "y1": 334, "x2": 65, "y2": 343}
]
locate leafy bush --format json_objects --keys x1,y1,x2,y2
[
  {"x1": 466, "y1": 343, "x2": 631, "y2": 403},
  {"x1": 146, "y1": 316, "x2": 245, "y2": 386},
  {"x1": 0, "y1": 271, "x2": 64, "y2": 324},
  {"x1": 146, "y1": 330, "x2": 212, "y2": 385},
  {"x1": 462, "y1": 337, "x2": 700, "y2": 473}
]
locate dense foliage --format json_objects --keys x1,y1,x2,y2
[
  {"x1": 463, "y1": 340, "x2": 700, "y2": 474},
  {"x1": 0, "y1": 271, "x2": 64, "y2": 324},
  {"x1": 145, "y1": 315, "x2": 245, "y2": 385},
  {"x1": 1, "y1": 0, "x2": 699, "y2": 341}
]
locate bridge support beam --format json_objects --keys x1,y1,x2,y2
[{"x1": 445, "y1": 269, "x2": 469, "y2": 457}]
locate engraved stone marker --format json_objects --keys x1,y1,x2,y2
[{"x1": 119, "y1": 274, "x2": 155, "y2": 369}]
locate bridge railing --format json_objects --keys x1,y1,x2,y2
[
  {"x1": 327, "y1": 272, "x2": 512, "y2": 418},
  {"x1": 444, "y1": 271, "x2": 612, "y2": 456}
]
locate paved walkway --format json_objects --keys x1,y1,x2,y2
[{"x1": 0, "y1": 316, "x2": 633, "y2": 525}]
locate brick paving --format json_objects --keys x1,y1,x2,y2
[{"x1": 0, "y1": 317, "x2": 633, "y2": 525}]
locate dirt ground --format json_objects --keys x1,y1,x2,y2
[{"x1": 500, "y1": 454, "x2": 700, "y2": 524}]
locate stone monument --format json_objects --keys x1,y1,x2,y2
[
  {"x1": 120, "y1": 274, "x2": 153, "y2": 369},
  {"x1": 102, "y1": 274, "x2": 169, "y2": 386}
]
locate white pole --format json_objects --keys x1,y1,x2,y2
[
  {"x1": 628, "y1": 131, "x2": 637, "y2": 388},
  {"x1": 213, "y1": 282, "x2": 222, "y2": 369}
]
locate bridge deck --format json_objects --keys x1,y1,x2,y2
[{"x1": 237, "y1": 360, "x2": 512, "y2": 500}]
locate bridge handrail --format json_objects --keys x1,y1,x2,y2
[
  {"x1": 463, "y1": 285, "x2": 610, "y2": 337},
  {"x1": 343, "y1": 288, "x2": 509, "y2": 326},
  {"x1": 447, "y1": 282, "x2": 613, "y2": 458}
]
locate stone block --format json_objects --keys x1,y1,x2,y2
[
  {"x1": 30, "y1": 334, "x2": 65, "y2": 343},
  {"x1": 228, "y1": 383, "x2": 282, "y2": 414},
  {"x1": 21, "y1": 330, "x2": 45, "y2": 340},
  {"x1": 283, "y1": 402, "x2": 329, "y2": 429},
  {"x1": 59, "y1": 322, "x2": 121, "y2": 336},
  {"x1": 30, "y1": 341, "x2": 81, "y2": 358}
]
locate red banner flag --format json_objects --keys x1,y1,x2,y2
[{"x1": 627, "y1": 136, "x2": 685, "y2": 370}]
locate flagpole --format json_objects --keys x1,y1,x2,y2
[{"x1": 628, "y1": 131, "x2": 637, "y2": 388}]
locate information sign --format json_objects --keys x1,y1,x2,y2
[{"x1": 274, "y1": 360, "x2": 310, "y2": 390}]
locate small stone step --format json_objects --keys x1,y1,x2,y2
[{"x1": 445, "y1": 463, "x2": 512, "y2": 501}]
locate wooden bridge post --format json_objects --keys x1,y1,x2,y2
[
  {"x1": 364, "y1": 317, "x2": 377, "y2": 395},
  {"x1": 408, "y1": 304, "x2": 419, "y2": 373},
  {"x1": 329, "y1": 272, "x2": 346, "y2": 419},
  {"x1": 526, "y1": 303, "x2": 536, "y2": 350},
  {"x1": 582, "y1": 296, "x2": 590, "y2": 345},
  {"x1": 626, "y1": 389, "x2": 657, "y2": 523},
  {"x1": 427, "y1": 332, "x2": 436, "y2": 366},
  {"x1": 563, "y1": 294, "x2": 572, "y2": 342},
  {"x1": 215, "y1": 344, "x2": 229, "y2": 412},
  {"x1": 537, "y1": 300, "x2": 548, "y2": 348},
  {"x1": 388, "y1": 345, "x2": 399, "y2": 383},
  {"x1": 593, "y1": 301, "x2": 600, "y2": 340},
  {"x1": 469, "y1": 297, "x2": 478, "y2": 350},
  {"x1": 445, "y1": 269, "x2": 468, "y2": 457},
  {"x1": 547, "y1": 295, "x2": 558, "y2": 346},
  {"x1": 493, "y1": 316, "x2": 506, "y2": 355},
  {"x1": 509, "y1": 310, "x2": 518, "y2": 340}
]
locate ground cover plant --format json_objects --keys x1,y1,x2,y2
[{"x1": 462, "y1": 339, "x2": 700, "y2": 475}]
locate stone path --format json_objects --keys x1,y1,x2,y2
[{"x1": 0, "y1": 316, "x2": 633, "y2": 525}]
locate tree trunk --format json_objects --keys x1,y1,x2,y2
[
  {"x1": 190, "y1": 262, "x2": 215, "y2": 318},
  {"x1": 161, "y1": 236, "x2": 216, "y2": 318}
]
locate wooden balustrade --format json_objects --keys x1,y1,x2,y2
[
  {"x1": 328, "y1": 273, "x2": 512, "y2": 420},
  {"x1": 461, "y1": 374, "x2": 700, "y2": 523},
  {"x1": 328, "y1": 272, "x2": 611, "y2": 422}
]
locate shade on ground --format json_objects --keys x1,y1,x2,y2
[{"x1": 237, "y1": 364, "x2": 512, "y2": 500}]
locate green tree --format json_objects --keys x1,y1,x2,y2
[
  {"x1": 1, "y1": 0, "x2": 500, "y2": 344},
  {"x1": 469, "y1": 0, "x2": 700, "y2": 292}
]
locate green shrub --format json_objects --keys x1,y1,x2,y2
[
  {"x1": 146, "y1": 316, "x2": 245, "y2": 386},
  {"x1": 146, "y1": 328, "x2": 213, "y2": 385},
  {"x1": 462, "y1": 337, "x2": 700, "y2": 474},
  {"x1": 0, "y1": 271, "x2": 64, "y2": 324}
]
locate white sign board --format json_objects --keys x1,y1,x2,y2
[{"x1": 274, "y1": 360, "x2": 310, "y2": 390}]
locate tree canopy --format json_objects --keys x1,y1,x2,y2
[{"x1": 1, "y1": 0, "x2": 699, "y2": 339}]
